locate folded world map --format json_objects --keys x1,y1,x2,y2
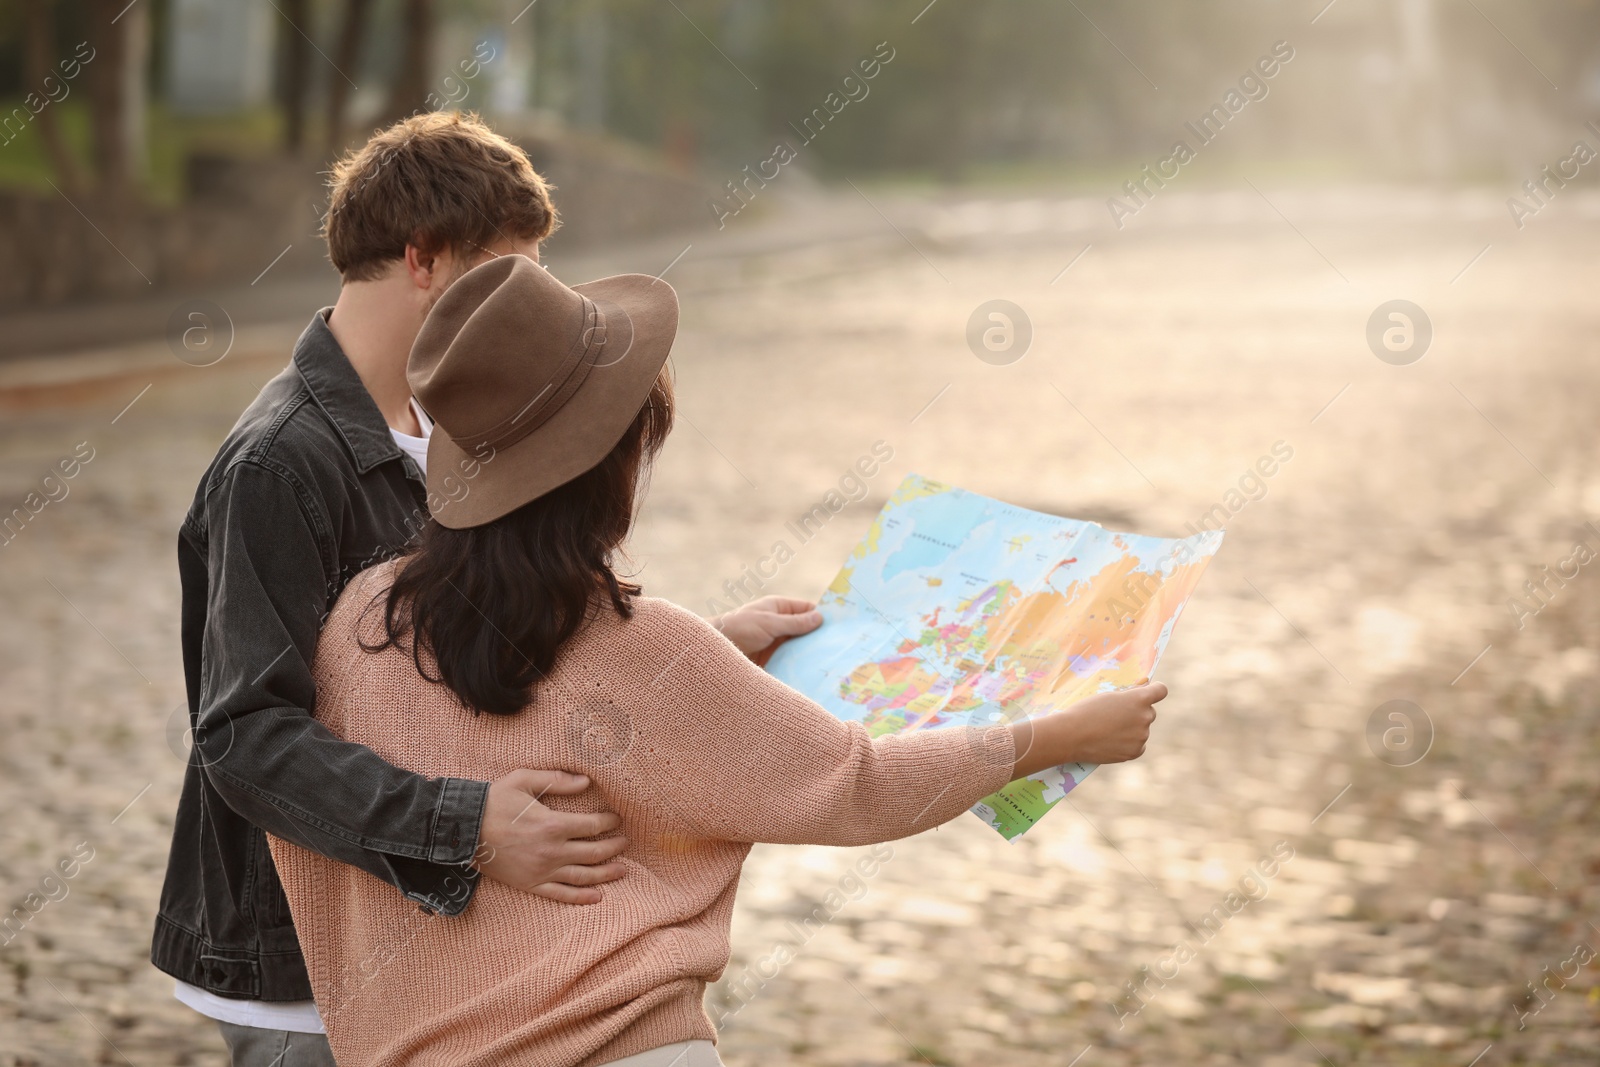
[{"x1": 765, "y1": 474, "x2": 1224, "y2": 839}]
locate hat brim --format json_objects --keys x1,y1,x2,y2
[{"x1": 424, "y1": 272, "x2": 678, "y2": 529}]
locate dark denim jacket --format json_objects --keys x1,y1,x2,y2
[{"x1": 151, "y1": 312, "x2": 487, "y2": 1002}]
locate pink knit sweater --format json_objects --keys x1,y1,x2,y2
[{"x1": 269, "y1": 561, "x2": 1016, "y2": 1066}]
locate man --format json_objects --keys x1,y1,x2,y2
[{"x1": 153, "y1": 111, "x2": 820, "y2": 1066}]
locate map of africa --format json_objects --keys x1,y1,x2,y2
[{"x1": 766, "y1": 474, "x2": 1224, "y2": 839}]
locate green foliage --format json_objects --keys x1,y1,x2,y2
[
  {"x1": 0, "y1": 97, "x2": 282, "y2": 203},
  {"x1": 6, "y1": 0, "x2": 1600, "y2": 194},
  {"x1": 0, "y1": 98, "x2": 91, "y2": 193}
]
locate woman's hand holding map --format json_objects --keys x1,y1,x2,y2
[
  {"x1": 1009, "y1": 680, "x2": 1168, "y2": 779},
  {"x1": 765, "y1": 475, "x2": 1220, "y2": 838}
]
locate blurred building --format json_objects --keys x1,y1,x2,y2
[{"x1": 166, "y1": 0, "x2": 274, "y2": 114}]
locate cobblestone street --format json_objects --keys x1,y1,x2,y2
[{"x1": 2, "y1": 186, "x2": 1598, "y2": 1064}]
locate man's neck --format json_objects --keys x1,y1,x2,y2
[{"x1": 326, "y1": 281, "x2": 424, "y2": 435}]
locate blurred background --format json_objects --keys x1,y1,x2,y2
[
  {"x1": 2, "y1": 0, "x2": 1599, "y2": 1064},
  {"x1": 5, "y1": 0, "x2": 1600, "y2": 313}
]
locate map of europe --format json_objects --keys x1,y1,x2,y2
[{"x1": 766, "y1": 475, "x2": 1224, "y2": 839}]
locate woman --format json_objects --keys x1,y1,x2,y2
[{"x1": 269, "y1": 255, "x2": 1165, "y2": 1067}]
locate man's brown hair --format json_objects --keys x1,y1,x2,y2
[{"x1": 325, "y1": 111, "x2": 558, "y2": 281}]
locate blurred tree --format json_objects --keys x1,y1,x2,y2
[
  {"x1": 381, "y1": 0, "x2": 436, "y2": 127},
  {"x1": 86, "y1": 0, "x2": 126, "y2": 196},
  {"x1": 326, "y1": 0, "x2": 373, "y2": 151},
  {"x1": 5, "y1": 0, "x2": 1598, "y2": 198},
  {"x1": 84, "y1": 0, "x2": 149, "y2": 203},
  {"x1": 22, "y1": 0, "x2": 83, "y2": 193},
  {"x1": 279, "y1": 0, "x2": 312, "y2": 152},
  {"x1": 573, "y1": 0, "x2": 605, "y2": 130}
]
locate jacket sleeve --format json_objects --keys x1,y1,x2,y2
[
  {"x1": 194, "y1": 459, "x2": 486, "y2": 915},
  {"x1": 622, "y1": 601, "x2": 1016, "y2": 846}
]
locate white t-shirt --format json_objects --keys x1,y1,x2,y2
[
  {"x1": 174, "y1": 399, "x2": 435, "y2": 1035},
  {"x1": 391, "y1": 398, "x2": 433, "y2": 475},
  {"x1": 173, "y1": 980, "x2": 326, "y2": 1034}
]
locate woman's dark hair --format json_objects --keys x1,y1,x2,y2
[{"x1": 364, "y1": 369, "x2": 674, "y2": 715}]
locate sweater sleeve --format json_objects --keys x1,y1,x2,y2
[{"x1": 611, "y1": 599, "x2": 1016, "y2": 846}]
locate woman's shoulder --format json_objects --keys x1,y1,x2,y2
[
  {"x1": 347, "y1": 555, "x2": 402, "y2": 595},
  {"x1": 623, "y1": 594, "x2": 713, "y2": 632},
  {"x1": 571, "y1": 595, "x2": 738, "y2": 669},
  {"x1": 307, "y1": 561, "x2": 406, "y2": 728},
  {"x1": 621, "y1": 595, "x2": 734, "y2": 645},
  {"x1": 320, "y1": 558, "x2": 402, "y2": 659},
  {"x1": 552, "y1": 595, "x2": 753, "y2": 710}
]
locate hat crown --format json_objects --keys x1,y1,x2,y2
[
  {"x1": 404, "y1": 257, "x2": 679, "y2": 529},
  {"x1": 408, "y1": 255, "x2": 600, "y2": 454}
]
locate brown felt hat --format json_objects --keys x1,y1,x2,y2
[{"x1": 408, "y1": 254, "x2": 678, "y2": 528}]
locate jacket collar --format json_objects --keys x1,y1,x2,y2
[{"x1": 292, "y1": 310, "x2": 404, "y2": 475}]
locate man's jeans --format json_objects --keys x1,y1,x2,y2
[{"x1": 217, "y1": 1022, "x2": 336, "y2": 1067}]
